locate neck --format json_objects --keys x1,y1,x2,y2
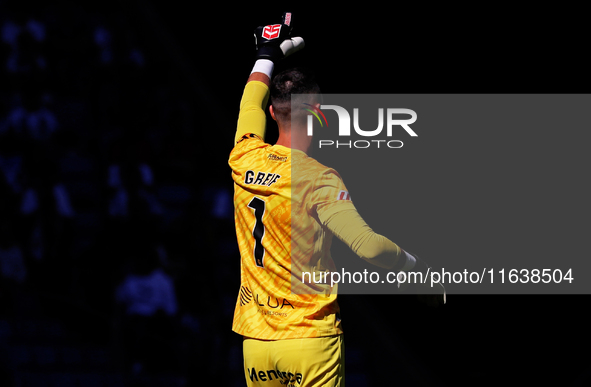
[{"x1": 275, "y1": 125, "x2": 310, "y2": 154}]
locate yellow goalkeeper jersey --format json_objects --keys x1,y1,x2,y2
[
  {"x1": 230, "y1": 131, "x2": 356, "y2": 340},
  {"x1": 229, "y1": 79, "x2": 363, "y2": 339},
  {"x1": 229, "y1": 80, "x2": 406, "y2": 340}
]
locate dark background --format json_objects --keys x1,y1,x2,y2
[{"x1": 0, "y1": 1, "x2": 589, "y2": 386}]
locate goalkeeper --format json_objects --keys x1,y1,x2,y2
[{"x1": 229, "y1": 13, "x2": 445, "y2": 387}]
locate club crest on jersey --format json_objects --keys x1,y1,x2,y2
[
  {"x1": 337, "y1": 190, "x2": 351, "y2": 201},
  {"x1": 262, "y1": 24, "x2": 282, "y2": 40}
]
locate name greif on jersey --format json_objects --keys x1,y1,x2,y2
[{"x1": 245, "y1": 170, "x2": 282, "y2": 187}]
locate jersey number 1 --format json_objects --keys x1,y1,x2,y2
[{"x1": 247, "y1": 197, "x2": 265, "y2": 268}]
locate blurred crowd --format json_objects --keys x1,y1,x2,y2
[{"x1": 0, "y1": 2, "x2": 242, "y2": 386}]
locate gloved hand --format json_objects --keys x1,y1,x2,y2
[
  {"x1": 401, "y1": 252, "x2": 446, "y2": 307},
  {"x1": 254, "y1": 12, "x2": 304, "y2": 62}
]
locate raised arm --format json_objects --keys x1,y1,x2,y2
[
  {"x1": 235, "y1": 12, "x2": 304, "y2": 144},
  {"x1": 235, "y1": 61, "x2": 272, "y2": 144}
]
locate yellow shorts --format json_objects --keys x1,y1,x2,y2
[{"x1": 243, "y1": 334, "x2": 345, "y2": 387}]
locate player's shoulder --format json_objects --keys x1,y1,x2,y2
[
  {"x1": 230, "y1": 133, "x2": 268, "y2": 158},
  {"x1": 234, "y1": 133, "x2": 266, "y2": 148},
  {"x1": 292, "y1": 152, "x2": 344, "y2": 185}
]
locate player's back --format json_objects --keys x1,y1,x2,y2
[{"x1": 230, "y1": 134, "x2": 343, "y2": 340}]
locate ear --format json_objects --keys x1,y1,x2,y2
[{"x1": 269, "y1": 105, "x2": 277, "y2": 121}]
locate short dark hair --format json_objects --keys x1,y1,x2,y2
[{"x1": 270, "y1": 68, "x2": 321, "y2": 124}]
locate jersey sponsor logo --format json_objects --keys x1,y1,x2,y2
[
  {"x1": 255, "y1": 293, "x2": 295, "y2": 310},
  {"x1": 239, "y1": 289, "x2": 295, "y2": 311},
  {"x1": 337, "y1": 190, "x2": 351, "y2": 201},
  {"x1": 259, "y1": 310, "x2": 288, "y2": 318},
  {"x1": 262, "y1": 24, "x2": 282, "y2": 40},
  {"x1": 245, "y1": 170, "x2": 282, "y2": 187},
  {"x1": 247, "y1": 367, "x2": 303, "y2": 386},
  {"x1": 268, "y1": 153, "x2": 288, "y2": 162}
]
